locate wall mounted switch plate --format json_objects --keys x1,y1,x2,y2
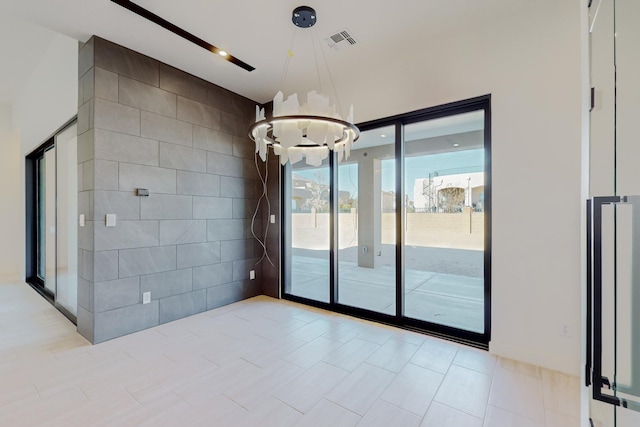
[{"x1": 106, "y1": 214, "x2": 116, "y2": 227}]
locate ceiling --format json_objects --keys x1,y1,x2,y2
[{"x1": 0, "y1": 0, "x2": 548, "y2": 118}]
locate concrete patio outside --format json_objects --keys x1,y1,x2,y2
[{"x1": 290, "y1": 245, "x2": 484, "y2": 333}]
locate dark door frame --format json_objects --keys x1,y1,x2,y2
[
  {"x1": 282, "y1": 95, "x2": 492, "y2": 348},
  {"x1": 25, "y1": 117, "x2": 78, "y2": 323}
]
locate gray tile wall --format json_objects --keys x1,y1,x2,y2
[{"x1": 78, "y1": 36, "x2": 265, "y2": 344}]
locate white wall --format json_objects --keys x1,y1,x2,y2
[
  {"x1": 0, "y1": 106, "x2": 22, "y2": 281},
  {"x1": 1, "y1": 32, "x2": 78, "y2": 282},
  {"x1": 339, "y1": 2, "x2": 584, "y2": 375},
  {"x1": 13, "y1": 33, "x2": 78, "y2": 156}
]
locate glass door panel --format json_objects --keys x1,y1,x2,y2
[
  {"x1": 403, "y1": 111, "x2": 485, "y2": 333},
  {"x1": 36, "y1": 156, "x2": 47, "y2": 282},
  {"x1": 26, "y1": 120, "x2": 78, "y2": 322},
  {"x1": 55, "y1": 123, "x2": 78, "y2": 316},
  {"x1": 337, "y1": 126, "x2": 396, "y2": 315},
  {"x1": 288, "y1": 158, "x2": 331, "y2": 302},
  {"x1": 44, "y1": 147, "x2": 57, "y2": 295}
]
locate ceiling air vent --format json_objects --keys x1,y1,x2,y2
[{"x1": 325, "y1": 29, "x2": 358, "y2": 51}]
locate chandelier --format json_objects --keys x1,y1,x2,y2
[{"x1": 249, "y1": 6, "x2": 360, "y2": 166}]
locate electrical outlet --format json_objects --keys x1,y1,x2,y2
[
  {"x1": 142, "y1": 292, "x2": 151, "y2": 304},
  {"x1": 560, "y1": 323, "x2": 571, "y2": 337},
  {"x1": 250, "y1": 270, "x2": 255, "y2": 280}
]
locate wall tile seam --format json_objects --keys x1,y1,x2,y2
[
  {"x1": 94, "y1": 37, "x2": 161, "y2": 85},
  {"x1": 79, "y1": 66, "x2": 93, "y2": 85},
  {"x1": 94, "y1": 299, "x2": 156, "y2": 319},
  {"x1": 150, "y1": 289, "x2": 201, "y2": 304},
  {"x1": 94, "y1": 278, "x2": 141, "y2": 309},
  {"x1": 94, "y1": 299, "x2": 142, "y2": 314},
  {"x1": 94, "y1": 127, "x2": 159, "y2": 145},
  {"x1": 77, "y1": 128, "x2": 93, "y2": 139},
  {"x1": 117, "y1": 89, "x2": 179, "y2": 121},
  {"x1": 109, "y1": 73, "x2": 161, "y2": 88},
  {"x1": 118, "y1": 73, "x2": 176, "y2": 96},
  {"x1": 92, "y1": 123, "x2": 141, "y2": 139},
  {"x1": 168, "y1": 114, "x2": 222, "y2": 132},
  {"x1": 158, "y1": 141, "x2": 208, "y2": 159},
  {"x1": 112, "y1": 159, "x2": 185, "y2": 172},
  {"x1": 92, "y1": 93, "x2": 125, "y2": 103}
]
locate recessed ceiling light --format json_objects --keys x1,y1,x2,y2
[
  {"x1": 453, "y1": 143, "x2": 460, "y2": 147},
  {"x1": 218, "y1": 50, "x2": 228, "y2": 57},
  {"x1": 380, "y1": 134, "x2": 386, "y2": 138}
]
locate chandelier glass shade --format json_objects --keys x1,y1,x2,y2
[
  {"x1": 250, "y1": 90, "x2": 359, "y2": 166},
  {"x1": 248, "y1": 6, "x2": 359, "y2": 166}
]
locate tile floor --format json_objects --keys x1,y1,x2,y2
[{"x1": 0, "y1": 282, "x2": 580, "y2": 426}]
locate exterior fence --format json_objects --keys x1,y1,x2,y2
[{"x1": 292, "y1": 208, "x2": 484, "y2": 251}]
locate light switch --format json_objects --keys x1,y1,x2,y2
[
  {"x1": 270, "y1": 214, "x2": 276, "y2": 224},
  {"x1": 79, "y1": 214, "x2": 85, "y2": 227},
  {"x1": 106, "y1": 214, "x2": 117, "y2": 227}
]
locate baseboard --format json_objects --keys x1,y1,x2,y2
[{"x1": 490, "y1": 340, "x2": 581, "y2": 376}]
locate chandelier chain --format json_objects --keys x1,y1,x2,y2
[
  {"x1": 280, "y1": 28, "x2": 297, "y2": 91},
  {"x1": 311, "y1": 28, "x2": 323, "y2": 95}
]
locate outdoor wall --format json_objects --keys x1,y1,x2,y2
[
  {"x1": 292, "y1": 211, "x2": 483, "y2": 251},
  {"x1": 77, "y1": 37, "x2": 262, "y2": 343},
  {"x1": 331, "y1": 2, "x2": 584, "y2": 375}
]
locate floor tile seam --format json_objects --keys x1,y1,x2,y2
[
  {"x1": 122, "y1": 387, "x2": 145, "y2": 406},
  {"x1": 354, "y1": 332, "x2": 392, "y2": 346},
  {"x1": 431, "y1": 361, "x2": 491, "y2": 419},
  {"x1": 485, "y1": 403, "x2": 546, "y2": 425},
  {"x1": 425, "y1": 400, "x2": 485, "y2": 423},
  {"x1": 283, "y1": 348, "x2": 342, "y2": 370},
  {"x1": 220, "y1": 392, "x2": 251, "y2": 412},
  {"x1": 543, "y1": 405, "x2": 580, "y2": 423},
  {"x1": 404, "y1": 361, "x2": 448, "y2": 378},
  {"x1": 450, "y1": 358, "x2": 497, "y2": 376},
  {"x1": 271, "y1": 395, "x2": 305, "y2": 415},
  {"x1": 378, "y1": 390, "x2": 430, "y2": 418},
  {"x1": 320, "y1": 396, "x2": 366, "y2": 419},
  {"x1": 414, "y1": 360, "x2": 456, "y2": 422}
]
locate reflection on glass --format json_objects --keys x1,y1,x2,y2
[
  {"x1": 289, "y1": 158, "x2": 330, "y2": 302},
  {"x1": 37, "y1": 157, "x2": 46, "y2": 280},
  {"x1": 612, "y1": 197, "x2": 640, "y2": 412},
  {"x1": 44, "y1": 148, "x2": 57, "y2": 294},
  {"x1": 337, "y1": 125, "x2": 396, "y2": 315},
  {"x1": 404, "y1": 111, "x2": 485, "y2": 333},
  {"x1": 56, "y1": 124, "x2": 78, "y2": 316}
]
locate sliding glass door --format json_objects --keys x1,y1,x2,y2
[
  {"x1": 26, "y1": 120, "x2": 78, "y2": 321},
  {"x1": 337, "y1": 125, "x2": 396, "y2": 315},
  {"x1": 283, "y1": 97, "x2": 491, "y2": 346},
  {"x1": 287, "y1": 157, "x2": 331, "y2": 303},
  {"x1": 403, "y1": 112, "x2": 485, "y2": 333}
]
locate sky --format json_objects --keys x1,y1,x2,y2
[{"x1": 294, "y1": 148, "x2": 484, "y2": 201}]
